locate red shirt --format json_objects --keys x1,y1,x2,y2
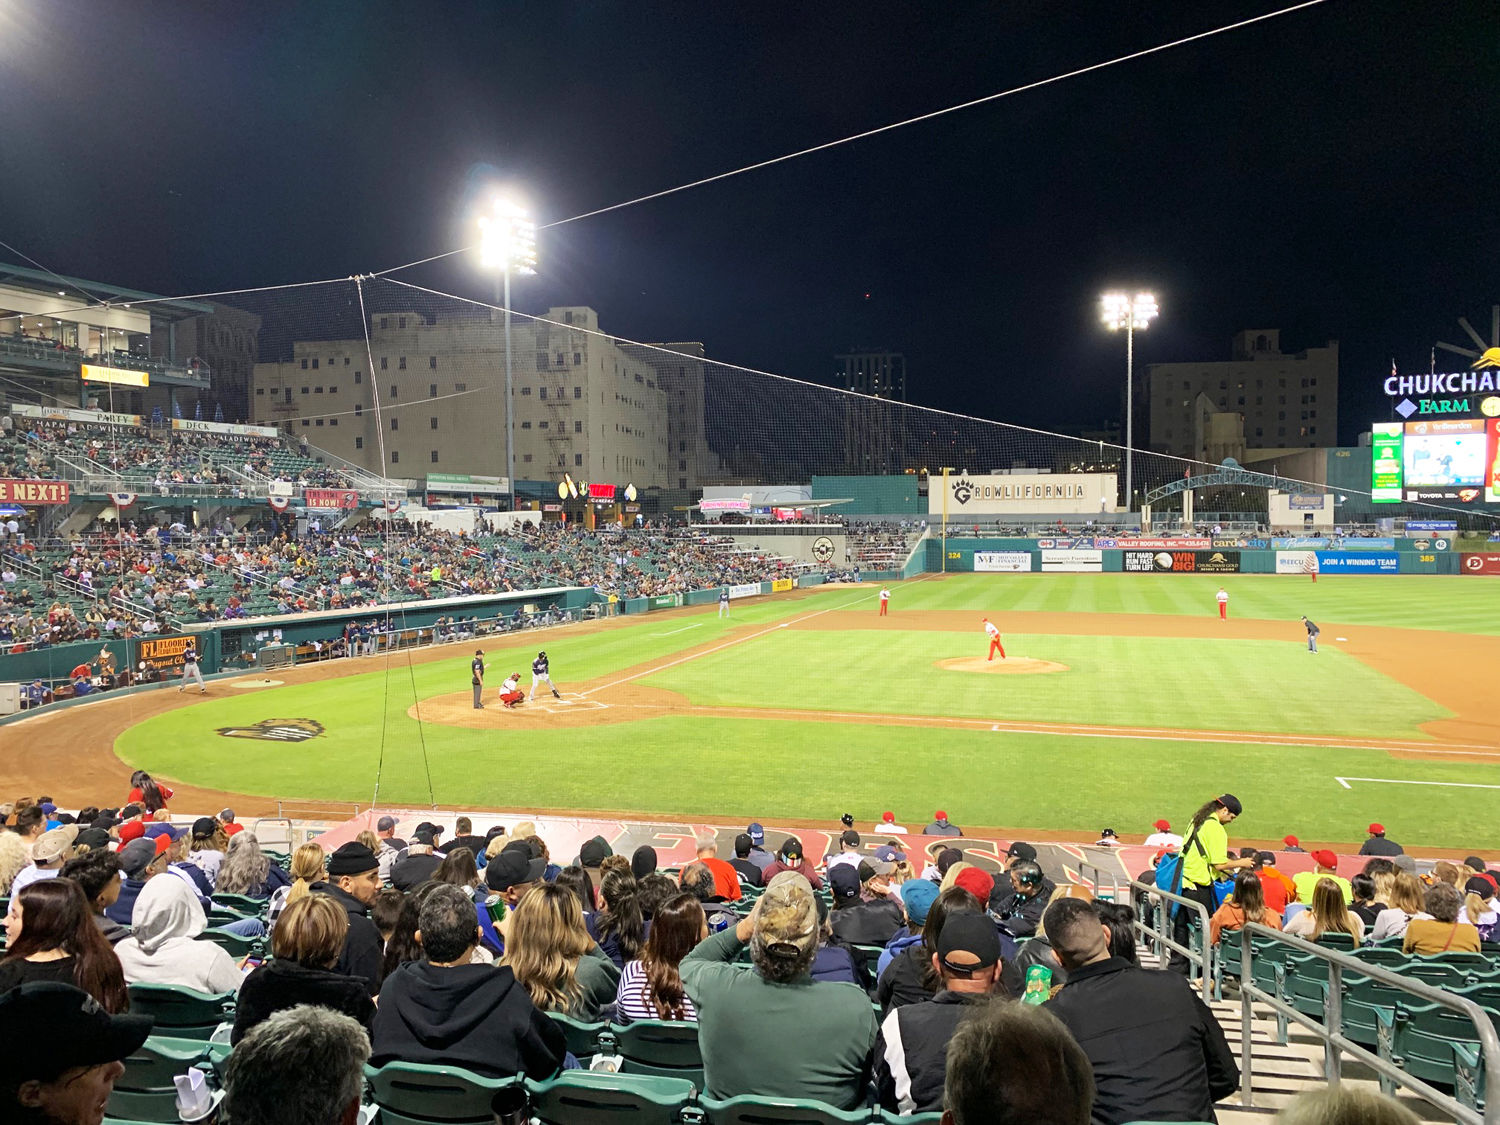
[
  {"x1": 700, "y1": 856, "x2": 743, "y2": 902},
  {"x1": 1257, "y1": 867, "x2": 1296, "y2": 916}
]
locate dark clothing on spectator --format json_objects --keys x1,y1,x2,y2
[
  {"x1": 390, "y1": 851, "x2": 443, "y2": 892},
  {"x1": 312, "y1": 881, "x2": 385, "y2": 997},
  {"x1": 991, "y1": 880, "x2": 1054, "y2": 938},
  {"x1": 94, "y1": 913, "x2": 130, "y2": 945},
  {"x1": 232, "y1": 958, "x2": 376, "y2": 1044},
  {"x1": 811, "y1": 944, "x2": 860, "y2": 985},
  {"x1": 922, "y1": 820, "x2": 962, "y2": 837},
  {"x1": 729, "y1": 858, "x2": 764, "y2": 887},
  {"x1": 875, "y1": 990, "x2": 986, "y2": 1114},
  {"x1": 105, "y1": 876, "x2": 148, "y2": 926},
  {"x1": 0, "y1": 955, "x2": 80, "y2": 995},
  {"x1": 1359, "y1": 836, "x2": 1405, "y2": 857},
  {"x1": 760, "y1": 859, "x2": 823, "y2": 889},
  {"x1": 441, "y1": 835, "x2": 489, "y2": 860},
  {"x1": 240, "y1": 864, "x2": 292, "y2": 899},
  {"x1": 1351, "y1": 901, "x2": 1386, "y2": 928},
  {"x1": 371, "y1": 960, "x2": 566, "y2": 1081},
  {"x1": 877, "y1": 943, "x2": 933, "y2": 1016},
  {"x1": 1046, "y1": 957, "x2": 1238, "y2": 1125},
  {"x1": 830, "y1": 898, "x2": 905, "y2": 947}
]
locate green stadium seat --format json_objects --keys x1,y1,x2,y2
[
  {"x1": 126, "y1": 984, "x2": 236, "y2": 1040},
  {"x1": 698, "y1": 1093, "x2": 870, "y2": 1124},
  {"x1": 106, "y1": 1036, "x2": 212, "y2": 1123},
  {"x1": 196, "y1": 928, "x2": 263, "y2": 959},
  {"x1": 1341, "y1": 975, "x2": 1408, "y2": 1048},
  {"x1": 1396, "y1": 955, "x2": 1489, "y2": 990},
  {"x1": 204, "y1": 906, "x2": 251, "y2": 928},
  {"x1": 877, "y1": 1112, "x2": 943, "y2": 1125},
  {"x1": 547, "y1": 1011, "x2": 607, "y2": 1060},
  {"x1": 612, "y1": 1019, "x2": 704, "y2": 1086},
  {"x1": 211, "y1": 893, "x2": 269, "y2": 916},
  {"x1": 526, "y1": 1071, "x2": 697, "y2": 1125},
  {"x1": 1452, "y1": 1040, "x2": 1488, "y2": 1112},
  {"x1": 1284, "y1": 953, "x2": 1330, "y2": 1020},
  {"x1": 1381, "y1": 999, "x2": 1495, "y2": 1089},
  {"x1": 364, "y1": 1061, "x2": 518, "y2": 1125},
  {"x1": 1352, "y1": 946, "x2": 1410, "y2": 969}
]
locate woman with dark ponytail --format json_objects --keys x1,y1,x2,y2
[
  {"x1": 595, "y1": 868, "x2": 647, "y2": 968},
  {"x1": 1169, "y1": 794, "x2": 1253, "y2": 973}
]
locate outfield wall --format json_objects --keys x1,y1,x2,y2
[{"x1": 926, "y1": 535, "x2": 1466, "y2": 575}]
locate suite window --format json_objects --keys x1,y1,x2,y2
[
  {"x1": 390, "y1": 418, "x2": 398, "y2": 431},
  {"x1": 391, "y1": 451, "x2": 399, "y2": 464},
  {"x1": 355, "y1": 437, "x2": 363, "y2": 449},
  {"x1": 429, "y1": 356, "x2": 437, "y2": 369},
  {"x1": 398, "y1": 357, "x2": 407, "y2": 370},
  {"x1": 380, "y1": 357, "x2": 388, "y2": 370},
  {"x1": 429, "y1": 383, "x2": 437, "y2": 397},
  {"x1": 300, "y1": 358, "x2": 308, "y2": 370},
  {"x1": 430, "y1": 450, "x2": 439, "y2": 463},
  {"x1": 430, "y1": 417, "x2": 438, "y2": 430}
]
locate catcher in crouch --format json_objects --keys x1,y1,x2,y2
[{"x1": 498, "y1": 671, "x2": 525, "y2": 709}]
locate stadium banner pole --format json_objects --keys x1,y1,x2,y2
[{"x1": 941, "y1": 466, "x2": 949, "y2": 573}]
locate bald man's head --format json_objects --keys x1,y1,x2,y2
[{"x1": 1043, "y1": 897, "x2": 1109, "y2": 970}]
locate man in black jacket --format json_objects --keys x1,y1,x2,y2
[
  {"x1": 990, "y1": 860, "x2": 1053, "y2": 939},
  {"x1": 874, "y1": 912, "x2": 1002, "y2": 1114},
  {"x1": 371, "y1": 884, "x2": 565, "y2": 1080},
  {"x1": 1043, "y1": 898, "x2": 1237, "y2": 1125},
  {"x1": 828, "y1": 862, "x2": 904, "y2": 946},
  {"x1": 312, "y1": 842, "x2": 386, "y2": 997},
  {"x1": 390, "y1": 828, "x2": 443, "y2": 891},
  {"x1": 440, "y1": 816, "x2": 489, "y2": 861}
]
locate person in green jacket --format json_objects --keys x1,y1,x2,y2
[{"x1": 681, "y1": 872, "x2": 877, "y2": 1109}]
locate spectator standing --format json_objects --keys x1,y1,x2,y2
[
  {"x1": 874, "y1": 912, "x2": 1005, "y2": 1115},
  {"x1": 1169, "y1": 795, "x2": 1252, "y2": 973},
  {"x1": 224, "y1": 1006, "x2": 370, "y2": 1125},
  {"x1": 0, "y1": 880, "x2": 129, "y2": 1011},
  {"x1": 1359, "y1": 823, "x2": 1405, "y2": 856},
  {"x1": 0, "y1": 982, "x2": 153, "y2": 1125},
  {"x1": 615, "y1": 893, "x2": 705, "y2": 1024},
  {"x1": 681, "y1": 874, "x2": 878, "y2": 1109},
  {"x1": 1044, "y1": 897, "x2": 1237, "y2": 1125},
  {"x1": 233, "y1": 894, "x2": 375, "y2": 1044},
  {"x1": 310, "y1": 842, "x2": 385, "y2": 996}
]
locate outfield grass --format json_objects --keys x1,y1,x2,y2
[{"x1": 113, "y1": 574, "x2": 1500, "y2": 848}]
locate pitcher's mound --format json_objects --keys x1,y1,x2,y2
[{"x1": 936, "y1": 656, "x2": 1069, "y2": 675}]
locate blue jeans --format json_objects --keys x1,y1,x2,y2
[{"x1": 217, "y1": 918, "x2": 266, "y2": 938}]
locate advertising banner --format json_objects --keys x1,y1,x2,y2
[
  {"x1": 701, "y1": 498, "x2": 751, "y2": 513},
  {"x1": 1288, "y1": 494, "x2": 1327, "y2": 510},
  {"x1": 1461, "y1": 554, "x2": 1500, "y2": 575},
  {"x1": 139, "y1": 635, "x2": 195, "y2": 672},
  {"x1": 1276, "y1": 551, "x2": 1316, "y2": 574},
  {"x1": 931, "y1": 472, "x2": 1116, "y2": 515},
  {"x1": 171, "y1": 418, "x2": 277, "y2": 438},
  {"x1": 1405, "y1": 521, "x2": 1458, "y2": 532},
  {"x1": 11, "y1": 403, "x2": 141, "y2": 428},
  {"x1": 975, "y1": 551, "x2": 1033, "y2": 572},
  {"x1": 81, "y1": 363, "x2": 148, "y2": 387},
  {"x1": 1489, "y1": 419, "x2": 1500, "y2": 503},
  {"x1": 427, "y1": 473, "x2": 509, "y2": 495},
  {"x1": 1123, "y1": 550, "x2": 1241, "y2": 574},
  {"x1": 0, "y1": 479, "x2": 69, "y2": 504},
  {"x1": 1371, "y1": 422, "x2": 1403, "y2": 503},
  {"x1": 770, "y1": 578, "x2": 794, "y2": 592},
  {"x1": 1338, "y1": 538, "x2": 1397, "y2": 551},
  {"x1": 728, "y1": 582, "x2": 761, "y2": 599},
  {"x1": 1196, "y1": 550, "x2": 1242, "y2": 573},
  {"x1": 304, "y1": 488, "x2": 359, "y2": 510},
  {"x1": 1314, "y1": 551, "x2": 1399, "y2": 573},
  {"x1": 1273, "y1": 537, "x2": 1330, "y2": 550},
  {"x1": 1041, "y1": 548, "x2": 1101, "y2": 573},
  {"x1": 1404, "y1": 538, "x2": 1450, "y2": 552},
  {"x1": 1096, "y1": 537, "x2": 1211, "y2": 550},
  {"x1": 649, "y1": 594, "x2": 680, "y2": 609},
  {"x1": 1211, "y1": 536, "x2": 1245, "y2": 548}
]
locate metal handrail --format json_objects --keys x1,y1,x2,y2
[
  {"x1": 1077, "y1": 860, "x2": 1122, "y2": 904},
  {"x1": 1237, "y1": 921, "x2": 1500, "y2": 1124},
  {"x1": 1129, "y1": 878, "x2": 1213, "y2": 995}
]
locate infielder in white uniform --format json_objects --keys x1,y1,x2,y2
[
  {"x1": 529, "y1": 650, "x2": 562, "y2": 701},
  {"x1": 179, "y1": 643, "x2": 206, "y2": 693}
]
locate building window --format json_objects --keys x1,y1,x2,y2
[
  {"x1": 390, "y1": 385, "x2": 398, "y2": 398},
  {"x1": 575, "y1": 453, "x2": 583, "y2": 466},
  {"x1": 380, "y1": 357, "x2": 388, "y2": 370},
  {"x1": 391, "y1": 451, "x2": 399, "y2": 464},
  {"x1": 301, "y1": 387, "x2": 309, "y2": 395},
  {"x1": 573, "y1": 352, "x2": 581, "y2": 365},
  {"x1": 539, "y1": 420, "x2": 548, "y2": 429},
  {"x1": 284, "y1": 388, "x2": 292, "y2": 404},
  {"x1": 329, "y1": 418, "x2": 338, "y2": 426},
  {"x1": 521, "y1": 421, "x2": 532, "y2": 429},
  {"x1": 301, "y1": 419, "x2": 310, "y2": 427},
  {"x1": 574, "y1": 421, "x2": 582, "y2": 433},
  {"x1": 312, "y1": 358, "x2": 319, "y2": 369},
  {"x1": 354, "y1": 371, "x2": 363, "y2": 384},
  {"x1": 379, "y1": 317, "x2": 388, "y2": 329},
  {"x1": 398, "y1": 357, "x2": 407, "y2": 370},
  {"x1": 397, "y1": 316, "x2": 406, "y2": 329},
  {"x1": 315, "y1": 419, "x2": 324, "y2": 426},
  {"x1": 539, "y1": 387, "x2": 547, "y2": 400},
  {"x1": 355, "y1": 404, "x2": 362, "y2": 416},
  {"x1": 573, "y1": 386, "x2": 581, "y2": 399},
  {"x1": 429, "y1": 383, "x2": 437, "y2": 397},
  {"x1": 300, "y1": 358, "x2": 308, "y2": 369},
  {"x1": 537, "y1": 353, "x2": 548, "y2": 368},
  {"x1": 315, "y1": 386, "x2": 324, "y2": 394},
  {"x1": 256, "y1": 387, "x2": 265, "y2": 396},
  {"x1": 390, "y1": 418, "x2": 398, "y2": 431},
  {"x1": 429, "y1": 416, "x2": 438, "y2": 430},
  {"x1": 430, "y1": 450, "x2": 439, "y2": 463},
  {"x1": 523, "y1": 453, "x2": 533, "y2": 463},
  {"x1": 355, "y1": 437, "x2": 363, "y2": 449},
  {"x1": 344, "y1": 357, "x2": 350, "y2": 366},
  {"x1": 429, "y1": 356, "x2": 437, "y2": 369},
  {"x1": 521, "y1": 387, "x2": 531, "y2": 396},
  {"x1": 564, "y1": 311, "x2": 573, "y2": 324},
  {"x1": 454, "y1": 382, "x2": 467, "y2": 392},
  {"x1": 679, "y1": 460, "x2": 686, "y2": 471},
  {"x1": 556, "y1": 353, "x2": 565, "y2": 366}
]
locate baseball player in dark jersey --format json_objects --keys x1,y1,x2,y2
[
  {"x1": 529, "y1": 650, "x2": 561, "y2": 701},
  {"x1": 471, "y1": 649, "x2": 485, "y2": 709},
  {"x1": 179, "y1": 641, "x2": 206, "y2": 693}
]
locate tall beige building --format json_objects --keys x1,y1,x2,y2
[
  {"x1": 1146, "y1": 330, "x2": 1338, "y2": 463},
  {"x1": 251, "y1": 306, "x2": 698, "y2": 492}
]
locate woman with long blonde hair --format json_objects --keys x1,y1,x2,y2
[
  {"x1": 503, "y1": 883, "x2": 619, "y2": 1019},
  {"x1": 267, "y1": 842, "x2": 325, "y2": 930},
  {"x1": 1369, "y1": 873, "x2": 1427, "y2": 944},
  {"x1": 1285, "y1": 878, "x2": 1363, "y2": 943}
]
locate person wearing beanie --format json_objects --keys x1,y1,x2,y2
[
  {"x1": 1293, "y1": 851, "x2": 1353, "y2": 905},
  {"x1": 1144, "y1": 819, "x2": 1183, "y2": 850},
  {"x1": 1168, "y1": 795, "x2": 1252, "y2": 974},
  {"x1": 578, "y1": 836, "x2": 612, "y2": 893},
  {"x1": 1359, "y1": 824, "x2": 1405, "y2": 857},
  {"x1": 1282, "y1": 835, "x2": 1305, "y2": 853},
  {"x1": 631, "y1": 844, "x2": 659, "y2": 882},
  {"x1": 310, "y1": 842, "x2": 385, "y2": 996},
  {"x1": 727, "y1": 836, "x2": 762, "y2": 888},
  {"x1": 922, "y1": 810, "x2": 961, "y2": 837}
]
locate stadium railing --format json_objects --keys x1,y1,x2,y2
[
  {"x1": 1076, "y1": 860, "x2": 1122, "y2": 904},
  {"x1": 1236, "y1": 921, "x2": 1500, "y2": 1124},
  {"x1": 1129, "y1": 879, "x2": 1213, "y2": 996}
]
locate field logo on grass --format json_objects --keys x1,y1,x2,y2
[{"x1": 216, "y1": 718, "x2": 325, "y2": 742}]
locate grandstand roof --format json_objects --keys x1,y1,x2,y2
[{"x1": 0, "y1": 262, "x2": 213, "y2": 319}]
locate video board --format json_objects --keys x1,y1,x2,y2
[{"x1": 1370, "y1": 418, "x2": 1500, "y2": 504}]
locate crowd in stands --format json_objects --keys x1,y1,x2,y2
[{"x1": 0, "y1": 787, "x2": 1476, "y2": 1124}]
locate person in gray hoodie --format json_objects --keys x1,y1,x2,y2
[{"x1": 370, "y1": 884, "x2": 566, "y2": 1080}]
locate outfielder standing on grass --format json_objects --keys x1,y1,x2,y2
[
  {"x1": 179, "y1": 640, "x2": 206, "y2": 693},
  {"x1": 982, "y1": 617, "x2": 1005, "y2": 661},
  {"x1": 878, "y1": 587, "x2": 890, "y2": 616},
  {"x1": 529, "y1": 650, "x2": 562, "y2": 701},
  {"x1": 1216, "y1": 587, "x2": 1229, "y2": 621},
  {"x1": 470, "y1": 649, "x2": 485, "y2": 710}
]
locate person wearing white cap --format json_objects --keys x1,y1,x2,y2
[{"x1": 9, "y1": 826, "x2": 77, "y2": 897}]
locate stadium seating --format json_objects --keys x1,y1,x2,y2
[
  {"x1": 609, "y1": 1019, "x2": 705, "y2": 1086},
  {"x1": 364, "y1": 1061, "x2": 517, "y2": 1125},
  {"x1": 106, "y1": 1036, "x2": 222, "y2": 1123},
  {"x1": 125, "y1": 983, "x2": 237, "y2": 1040},
  {"x1": 526, "y1": 1072, "x2": 697, "y2": 1125},
  {"x1": 547, "y1": 1011, "x2": 608, "y2": 1060},
  {"x1": 697, "y1": 1093, "x2": 870, "y2": 1125}
]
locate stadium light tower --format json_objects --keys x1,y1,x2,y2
[
  {"x1": 477, "y1": 195, "x2": 538, "y2": 512},
  {"x1": 1100, "y1": 291, "x2": 1158, "y2": 510}
]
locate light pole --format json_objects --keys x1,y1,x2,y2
[
  {"x1": 1100, "y1": 291, "x2": 1158, "y2": 511},
  {"x1": 477, "y1": 196, "x2": 538, "y2": 512}
]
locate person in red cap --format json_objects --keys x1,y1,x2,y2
[
  {"x1": 1144, "y1": 819, "x2": 1182, "y2": 850},
  {"x1": 922, "y1": 811, "x2": 960, "y2": 837},
  {"x1": 1292, "y1": 850, "x2": 1352, "y2": 904},
  {"x1": 1359, "y1": 823, "x2": 1404, "y2": 857},
  {"x1": 871, "y1": 811, "x2": 908, "y2": 835},
  {"x1": 1282, "y1": 835, "x2": 1305, "y2": 853}
]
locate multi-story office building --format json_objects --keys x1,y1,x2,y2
[{"x1": 836, "y1": 349, "x2": 907, "y2": 474}]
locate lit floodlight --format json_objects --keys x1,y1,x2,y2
[
  {"x1": 477, "y1": 197, "x2": 537, "y2": 275},
  {"x1": 1098, "y1": 290, "x2": 1162, "y2": 512}
]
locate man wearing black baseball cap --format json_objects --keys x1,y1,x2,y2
[
  {"x1": 311, "y1": 842, "x2": 385, "y2": 996},
  {"x1": 874, "y1": 912, "x2": 1004, "y2": 1115},
  {"x1": 0, "y1": 982, "x2": 152, "y2": 1125}
]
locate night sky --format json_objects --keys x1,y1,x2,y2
[{"x1": 2, "y1": 0, "x2": 1496, "y2": 445}]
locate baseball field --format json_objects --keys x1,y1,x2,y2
[{"x1": 15, "y1": 572, "x2": 1500, "y2": 850}]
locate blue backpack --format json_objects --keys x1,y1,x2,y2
[{"x1": 1154, "y1": 825, "x2": 1234, "y2": 916}]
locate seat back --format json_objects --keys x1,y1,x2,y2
[
  {"x1": 196, "y1": 929, "x2": 262, "y2": 958},
  {"x1": 614, "y1": 1019, "x2": 704, "y2": 1085},
  {"x1": 126, "y1": 984, "x2": 236, "y2": 1040},
  {"x1": 526, "y1": 1071, "x2": 697, "y2": 1125},
  {"x1": 106, "y1": 1036, "x2": 210, "y2": 1123},
  {"x1": 698, "y1": 1093, "x2": 870, "y2": 1124},
  {"x1": 365, "y1": 1062, "x2": 513, "y2": 1125},
  {"x1": 547, "y1": 1011, "x2": 607, "y2": 1060},
  {"x1": 1313, "y1": 931, "x2": 1356, "y2": 951},
  {"x1": 211, "y1": 893, "x2": 268, "y2": 916}
]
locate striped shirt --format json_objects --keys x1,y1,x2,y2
[{"x1": 614, "y1": 959, "x2": 697, "y2": 1025}]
